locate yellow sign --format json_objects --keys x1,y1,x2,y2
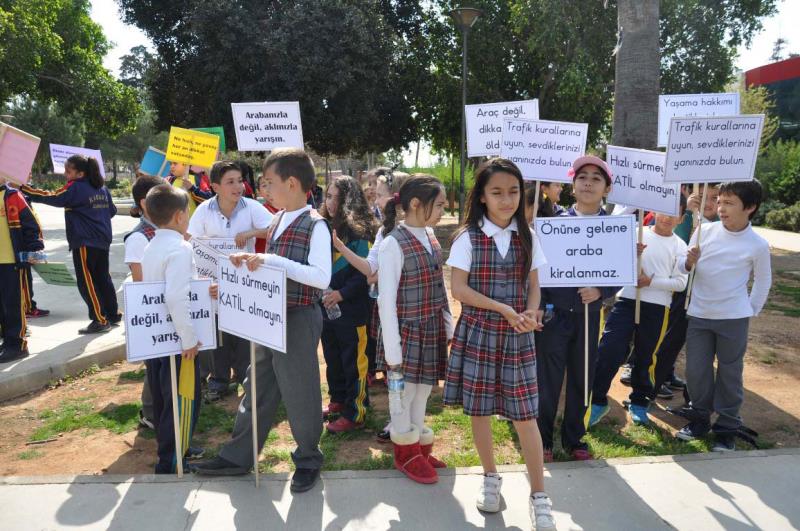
[{"x1": 166, "y1": 126, "x2": 220, "y2": 168}]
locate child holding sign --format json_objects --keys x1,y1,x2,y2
[
  {"x1": 318, "y1": 176, "x2": 376, "y2": 433},
  {"x1": 194, "y1": 149, "x2": 330, "y2": 494},
  {"x1": 141, "y1": 184, "x2": 206, "y2": 473},
  {"x1": 0, "y1": 176, "x2": 44, "y2": 363},
  {"x1": 376, "y1": 175, "x2": 453, "y2": 484},
  {"x1": 536, "y1": 155, "x2": 619, "y2": 461},
  {"x1": 187, "y1": 161, "x2": 274, "y2": 401},
  {"x1": 676, "y1": 181, "x2": 771, "y2": 451},
  {"x1": 444, "y1": 159, "x2": 555, "y2": 528},
  {"x1": 22, "y1": 155, "x2": 120, "y2": 334},
  {"x1": 167, "y1": 162, "x2": 213, "y2": 216},
  {"x1": 589, "y1": 196, "x2": 689, "y2": 427}
]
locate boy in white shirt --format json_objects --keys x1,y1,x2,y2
[
  {"x1": 590, "y1": 196, "x2": 689, "y2": 427},
  {"x1": 676, "y1": 180, "x2": 771, "y2": 451},
  {"x1": 187, "y1": 161, "x2": 274, "y2": 401},
  {"x1": 141, "y1": 184, "x2": 206, "y2": 473}
]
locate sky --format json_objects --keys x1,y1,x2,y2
[{"x1": 91, "y1": 0, "x2": 798, "y2": 166}]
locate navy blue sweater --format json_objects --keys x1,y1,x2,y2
[
  {"x1": 322, "y1": 237, "x2": 370, "y2": 327},
  {"x1": 539, "y1": 206, "x2": 620, "y2": 313},
  {"x1": 23, "y1": 178, "x2": 116, "y2": 251}
]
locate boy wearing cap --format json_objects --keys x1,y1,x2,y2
[{"x1": 535, "y1": 155, "x2": 620, "y2": 461}]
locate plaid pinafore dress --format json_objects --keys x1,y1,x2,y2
[
  {"x1": 443, "y1": 226, "x2": 539, "y2": 420},
  {"x1": 376, "y1": 225, "x2": 449, "y2": 385}
]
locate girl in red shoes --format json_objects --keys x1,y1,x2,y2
[
  {"x1": 444, "y1": 159, "x2": 556, "y2": 530},
  {"x1": 376, "y1": 175, "x2": 453, "y2": 484}
]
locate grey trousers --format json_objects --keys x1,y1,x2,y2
[
  {"x1": 219, "y1": 304, "x2": 324, "y2": 470},
  {"x1": 685, "y1": 316, "x2": 750, "y2": 430},
  {"x1": 141, "y1": 376, "x2": 154, "y2": 422}
]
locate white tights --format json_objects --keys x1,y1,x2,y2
[{"x1": 390, "y1": 382, "x2": 432, "y2": 435}]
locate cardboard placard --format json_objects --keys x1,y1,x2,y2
[
  {"x1": 217, "y1": 262, "x2": 287, "y2": 352},
  {"x1": 0, "y1": 122, "x2": 40, "y2": 185},
  {"x1": 192, "y1": 237, "x2": 239, "y2": 257},
  {"x1": 500, "y1": 119, "x2": 588, "y2": 182},
  {"x1": 658, "y1": 93, "x2": 740, "y2": 147},
  {"x1": 123, "y1": 279, "x2": 217, "y2": 362},
  {"x1": 231, "y1": 102, "x2": 304, "y2": 151},
  {"x1": 166, "y1": 127, "x2": 220, "y2": 168},
  {"x1": 192, "y1": 126, "x2": 226, "y2": 153},
  {"x1": 606, "y1": 146, "x2": 681, "y2": 216},
  {"x1": 663, "y1": 115, "x2": 764, "y2": 183},
  {"x1": 32, "y1": 262, "x2": 76, "y2": 286},
  {"x1": 535, "y1": 215, "x2": 637, "y2": 287},
  {"x1": 49, "y1": 143, "x2": 106, "y2": 179},
  {"x1": 139, "y1": 146, "x2": 170, "y2": 177},
  {"x1": 465, "y1": 99, "x2": 539, "y2": 157},
  {"x1": 191, "y1": 239, "x2": 221, "y2": 281}
]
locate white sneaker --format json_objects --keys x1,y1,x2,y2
[
  {"x1": 476, "y1": 473, "x2": 502, "y2": 513},
  {"x1": 530, "y1": 492, "x2": 557, "y2": 531}
]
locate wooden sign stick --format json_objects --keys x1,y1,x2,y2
[
  {"x1": 585, "y1": 303, "x2": 590, "y2": 407},
  {"x1": 169, "y1": 356, "x2": 184, "y2": 478},
  {"x1": 532, "y1": 180, "x2": 541, "y2": 223},
  {"x1": 635, "y1": 209, "x2": 645, "y2": 324},
  {"x1": 685, "y1": 182, "x2": 709, "y2": 310},
  {"x1": 250, "y1": 342, "x2": 260, "y2": 487}
]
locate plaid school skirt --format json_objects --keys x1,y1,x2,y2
[
  {"x1": 368, "y1": 299, "x2": 380, "y2": 340},
  {"x1": 443, "y1": 312, "x2": 539, "y2": 421},
  {"x1": 376, "y1": 314, "x2": 448, "y2": 385}
]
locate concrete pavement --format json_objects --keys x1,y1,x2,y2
[
  {"x1": 1, "y1": 450, "x2": 798, "y2": 530},
  {"x1": 0, "y1": 204, "x2": 137, "y2": 401},
  {"x1": 753, "y1": 226, "x2": 800, "y2": 253}
]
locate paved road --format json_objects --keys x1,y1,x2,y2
[{"x1": 1, "y1": 450, "x2": 798, "y2": 530}]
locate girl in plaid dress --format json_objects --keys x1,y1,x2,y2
[
  {"x1": 444, "y1": 159, "x2": 556, "y2": 530},
  {"x1": 375, "y1": 175, "x2": 453, "y2": 484}
]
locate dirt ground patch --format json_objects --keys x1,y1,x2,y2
[{"x1": 1, "y1": 221, "x2": 798, "y2": 475}]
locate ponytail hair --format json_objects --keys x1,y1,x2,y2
[
  {"x1": 66, "y1": 155, "x2": 103, "y2": 189},
  {"x1": 382, "y1": 173, "x2": 443, "y2": 235}
]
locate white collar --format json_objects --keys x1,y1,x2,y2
[
  {"x1": 480, "y1": 216, "x2": 518, "y2": 238},
  {"x1": 154, "y1": 228, "x2": 184, "y2": 240}
]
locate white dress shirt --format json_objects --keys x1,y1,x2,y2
[
  {"x1": 188, "y1": 197, "x2": 273, "y2": 252},
  {"x1": 447, "y1": 216, "x2": 547, "y2": 272}
]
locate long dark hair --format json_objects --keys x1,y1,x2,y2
[
  {"x1": 382, "y1": 174, "x2": 443, "y2": 235},
  {"x1": 455, "y1": 158, "x2": 532, "y2": 274},
  {"x1": 319, "y1": 176, "x2": 377, "y2": 242},
  {"x1": 525, "y1": 181, "x2": 558, "y2": 218},
  {"x1": 66, "y1": 155, "x2": 103, "y2": 189}
]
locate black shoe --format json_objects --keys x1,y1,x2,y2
[
  {"x1": 0, "y1": 346, "x2": 29, "y2": 363},
  {"x1": 109, "y1": 313, "x2": 123, "y2": 325},
  {"x1": 78, "y1": 320, "x2": 111, "y2": 334},
  {"x1": 657, "y1": 384, "x2": 674, "y2": 399},
  {"x1": 668, "y1": 374, "x2": 687, "y2": 390},
  {"x1": 619, "y1": 364, "x2": 632, "y2": 386},
  {"x1": 712, "y1": 432, "x2": 736, "y2": 452},
  {"x1": 185, "y1": 446, "x2": 205, "y2": 460},
  {"x1": 290, "y1": 468, "x2": 320, "y2": 493},
  {"x1": 376, "y1": 428, "x2": 391, "y2": 444},
  {"x1": 138, "y1": 409, "x2": 155, "y2": 430},
  {"x1": 191, "y1": 456, "x2": 249, "y2": 476},
  {"x1": 676, "y1": 420, "x2": 711, "y2": 441}
]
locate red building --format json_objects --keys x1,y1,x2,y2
[{"x1": 745, "y1": 56, "x2": 800, "y2": 140}]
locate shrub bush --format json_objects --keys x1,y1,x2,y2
[{"x1": 766, "y1": 202, "x2": 800, "y2": 232}]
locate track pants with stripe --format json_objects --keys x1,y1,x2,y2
[
  {"x1": 72, "y1": 246, "x2": 118, "y2": 324},
  {"x1": 145, "y1": 355, "x2": 201, "y2": 473},
  {"x1": 0, "y1": 264, "x2": 26, "y2": 350},
  {"x1": 22, "y1": 264, "x2": 37, "y2": 313},
  {"x1": 592, "y1": 298, "x2": 670, "y2": 408},
  {"x1": 322, "y1": 322, "x2": 369, "y2": 423},
  {"x1": 648, "y1": 289, "x2": 691, "y2": 404},
  {"x1": 536, "y1": 309, "x2": 601, "y2": 452}
]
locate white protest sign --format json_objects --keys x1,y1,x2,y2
[
  {"x1": 192, "y1": 239, "x2": 221, "y2": 281},
  {"x1": 192, "y1": 237, "x2": 239, "y2": 257},
  {"x1": 501, "y1": 119, "x2": 588, "y2": 182},
  {"x1": 535, "y1": 215, "x2": 637, "y2": 287},
  {"x1": 465, "y1": 99, "x2": 539, "y2": 157},
  {"x1": 606, "y1": 146, "x2": 681, "y2": 216},
  {"x1": 123, "y1": 279, "x2": 217, "y2": 362},
  {"x1": 658, "y1": 93, "x2": 740, "y2": 147},
  {"x1": 231, "y1": 102, "x2": 304, "y2": 151},
  {"x1": 663, "y1": 115, "x2": 764, "y2": 184},
  {"x1": 217, "y1": 262, "x2": 287, "y2": 352},
  {"x1": 49, "y1": 143, "x2": 106, "y2": 179}
]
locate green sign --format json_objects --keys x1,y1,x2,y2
[
  {"x1": 192, "y1": 126, "x2": 226, "y2": 153},
  {"x1": 33, "y1": 262, "x2": 77, "y2": 286}
]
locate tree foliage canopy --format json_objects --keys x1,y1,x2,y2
[{"x1": 0, "y1": 0, "x2": 140, "y2": 137}]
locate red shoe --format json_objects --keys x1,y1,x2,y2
[
  {"x1": 392, "y1": 426, "x2": 438, "y2": 484},
  {"x1": 543, "y1": 449, "x2": 554, "y2": 463},
  {"x1": 26, "y1": 308, "x2": 50, "y2": 318},
  {"x1": 322, "y1": 402, "x2": 344, "y2": 419},
  {"x1": 326, "y1": 416, "x2": 362, "y2": 433},
  {"x1": 419, "y1": 427, "x2": 446, "y2": 468},
  {"x1": 571, "y1": 448, "x2": 593, "y2": 461}
]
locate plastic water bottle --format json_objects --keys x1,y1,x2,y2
[
  {"x1": 322, "y1": 288, "x2": 342, "y2": 320},
  {"x1": 543, "y1": 303, "x2": 555, "y2": 324},
  {"x1": 18, "y1": 251, "x2": 47, "y2": 263},
  {"x1": 387, "y1": 370, "x2": 405, "y2": 416},
  {"x1": 368, "y1": 283, "x2": 379, "y2": 299}
]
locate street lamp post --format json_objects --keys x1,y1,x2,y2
[{"x1": 450, "y1": 6, "x2": 482, "y2": 223}]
